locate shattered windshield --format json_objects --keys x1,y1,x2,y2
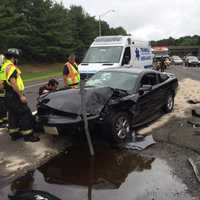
[
  {"x1": 86, "y1": 71, "x2": 138, "y2": 92},
  {"x1": 82, "y1": 46, "x2": 123, "y2": 63}
]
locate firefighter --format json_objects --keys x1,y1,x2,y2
[
  {"x1": 3, "y1": 49, "x2": 40, "y2": 142},
  {"x1": 160, "y1": 56, "x2": 166, "y2": 72},
  {"x1": 0, "y1": 54, "x2": 8, "y2": 127},
  {"x1": 63, "y1": 54, "x2": 80, "y2": 88}
]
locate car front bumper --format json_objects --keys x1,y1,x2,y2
[
  {"x1": 39, "y1": 114, "x2": 99, "y2": 126},
  {"x1": 188, "y1": 62, "x2": 199, "y2": 65}
]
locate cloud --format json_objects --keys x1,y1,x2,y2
[{"x1": 57, "y1": 0, "x2": 200, "y2": 40}]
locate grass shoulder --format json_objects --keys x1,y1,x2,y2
[{"x1": 19, "y1": 62, "x2": 64, "y2": 82}]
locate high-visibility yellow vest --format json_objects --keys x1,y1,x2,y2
[
  {"x1": 65, "y1": 62, "x2": 80, "y2": 87},
  {"x1": 2, "y1": 59, "x2": 24, "y2": 92},
  {"x1": 0, "y1": 58, "x2": 6, "y2": 96},
  {"x1": 0, "y1": 59, "x2": 6, "y2": 81},
  {"x1": 0, "y1": 68, "x2": 5, "y2": 96}
]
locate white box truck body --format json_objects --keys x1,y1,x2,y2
[{"x1": 79, "y1": 36, "x2": 153, "y2": 79}]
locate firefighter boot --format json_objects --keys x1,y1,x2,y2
[{"x1": 10, "y1": 132, "x2": 23, "y2": 141}]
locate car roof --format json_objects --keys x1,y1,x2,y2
[
  {"x1": 187, "y1": 56, "x2": 197, "y2": 58},
  {"x1": 99, "y1": 66, "x2": 156, "y2": 75}
]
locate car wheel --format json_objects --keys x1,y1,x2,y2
[
  {"x1": 163, "y1": 93, "x2": 174, "y2": 113},
  {"x1": 108, "y1": 112, "x2": 132, "y2": 143}
]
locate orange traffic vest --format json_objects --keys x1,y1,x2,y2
[{"x1": 65, "y1": 62, "x2": 80, "y2": 87}]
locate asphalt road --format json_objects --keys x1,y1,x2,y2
[
  {"x1": 167, "y1": 64, "x2": 200, "y2": 81},
  {"x1": 25, "y1": 77, "x2": 63, "y2": 111}
]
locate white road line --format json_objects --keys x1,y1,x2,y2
[
  {"x1": 25, "y1": 78, "x2": 63, "y2": 90},
  {"x1": 25, "y1": 81, "x2": 48, "y2": 89}
]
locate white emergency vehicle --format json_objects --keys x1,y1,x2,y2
[{"x1": 79, "y1": 35, "x2": 153, "y2": 79}]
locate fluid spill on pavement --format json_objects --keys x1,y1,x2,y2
[{"x1": 0, "y1": 145, "x2": 192, "y2": 200}]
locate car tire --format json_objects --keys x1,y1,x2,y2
[
  {"x1": 107, "y1": 111, "x2": 132, "y2": 143},
  {"x1": 163, "y1": 93, "x2": 174, "y2": 113}
]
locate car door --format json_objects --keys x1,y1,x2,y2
[
  {"x1": 156, "y1": 73, "x2": 170, "y2": 108},
  {"x1": 134, "y1": 72, "x2": 160, "y2": 123}
]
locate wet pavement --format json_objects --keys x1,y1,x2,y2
[{"x1": 0, "y1": 145, "x2": 192, "y2": 200}]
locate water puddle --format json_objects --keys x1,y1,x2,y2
[{"x1": 0, "y1": 145, "x2": 191, "y2": 200}]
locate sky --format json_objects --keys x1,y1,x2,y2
[{"x1": 56, "y1": 0, "x2": 200, "y2": 41}]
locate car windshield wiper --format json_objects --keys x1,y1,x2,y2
[
  {"x1": 112, "y1": 88, "x2": 129, "y2": 96},
  {"x1": 85, "y1": 85, "x2": 95, "y2": 88}
]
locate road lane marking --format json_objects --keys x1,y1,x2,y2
[{"x1": 25, "y1": 78, "x2": 63, "y2": 90}]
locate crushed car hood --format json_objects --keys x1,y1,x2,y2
[{"x1": 39, "y1": 87, "x2": 114, "y2": 116}]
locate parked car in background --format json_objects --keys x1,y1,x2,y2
[
  {"x1": 171, "y1": 56, "x2": 183, "y2": 65},
  {"x1": 38, "y1": 67, "x2": 178, "y2": 143},
  {"x1": 185, "y1": 56, "x2": 200, "y2": 67}
]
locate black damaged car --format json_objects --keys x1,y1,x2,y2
[{"x1": 37, "y1": 67, "x2": 178, "y2": 143}]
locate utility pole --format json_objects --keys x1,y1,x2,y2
[
  {"x1": 98, "y1": 16, "x2": 101, "y2": 36},
  {"x1": 98, "y1": 9, "x2": 115, "y2": 36}
]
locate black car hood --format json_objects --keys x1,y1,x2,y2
[{"x1": 39, "y1": 87, "x2": 114, "y2": 116}]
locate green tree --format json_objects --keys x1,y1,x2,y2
[{"x1": 0, "y1": 1, "x2": 128, "y2": 62}]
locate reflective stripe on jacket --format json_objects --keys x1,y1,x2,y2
[
  {"x1": 65, "y1": 62, "x2": 80, "y2": 86},
  {"x1": 0, "y1": 58, "x2": 6, "y2": 95},
  {"x1": 0, "y1": 59, "x2": 7, "y2": 81}
]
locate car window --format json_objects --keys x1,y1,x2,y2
[
  {"x1": 82, "y1": 46, "x2": 123, "y2": 63},
  {"x1": 122, "y1": 47, "x2": 131, "y2": 65},
  {"x1": 140, "y1": 73, "x2": 157, "y2": 86},
  {"x1": 188, "y1": 56, "x2": 198, "y2": 61}
]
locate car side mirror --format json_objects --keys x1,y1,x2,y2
[{"x1": 138, "y1": 84, "x2": 152, "y2": 95}]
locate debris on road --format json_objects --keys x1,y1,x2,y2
[
  {"x1": 187, "y1": 120, "x2": 200, "y2": 128},
  {"x1": 188, "y1": 157, "x2": 200, "y2": 183},
  {"x1": 193, "y1": 130, "x2": 200, "y2": 136},
  {"x1": 187, "y1": 100, "x2": 200, "y2": 105},
  {"x1": 117, "y1": 133, "x2": 156, "y2": 150},
  {"x1": 192, "y1": 109, "x2": 200, "y2": 118}
]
